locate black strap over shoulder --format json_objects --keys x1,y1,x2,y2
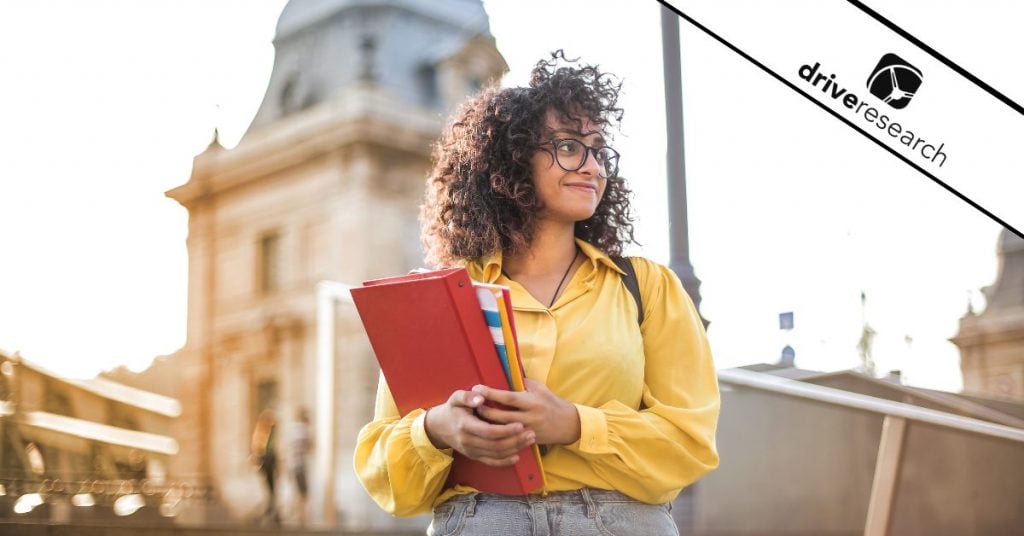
[{"x1": 611, "y1": 256, "x2": 644, "y2": 326}]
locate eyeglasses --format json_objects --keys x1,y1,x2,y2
[{"x1": 543, "y1": 138, "x2": 620, "y2": 179}]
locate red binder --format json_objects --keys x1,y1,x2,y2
[{"x1": 350, "y1": 267, "x2": 544, "y2": 495}]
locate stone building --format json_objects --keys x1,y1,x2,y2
[
  {"x1": 0, "y1": 350, "x2": 182, "y2": 523},
  {"x1": 161, "y1": 0, "x2": 506, "y2": 529},
  {"x1": 953, "y1": 228, "x2": 1024, "y2": 400}
]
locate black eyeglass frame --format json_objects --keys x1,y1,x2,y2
[{"x1": 541, "y1": 138, "x2": 620, "y2": 180}]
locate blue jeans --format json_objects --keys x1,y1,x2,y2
[{"x1": 427, "y1": 489, "x2": 679, "y2": 536}]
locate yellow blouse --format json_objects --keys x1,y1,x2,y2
[{"x1": 353, "y1": 239, "x2": 720, "y2": 516}]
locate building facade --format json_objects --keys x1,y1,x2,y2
[
  {"x1": 953, "y1": 228, "x2": 1024, "y2": 400},
  {"x1": 162, "y1": 0, "x2": 506, "y2": 529}
]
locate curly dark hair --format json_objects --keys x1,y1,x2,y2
[{"x1": 420, "y1": 50, "x2": 636, "y2": 267}]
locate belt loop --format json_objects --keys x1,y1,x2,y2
[
  {"x1": 465, "y1": 493, "x2": 478, "y2": 517},
  {"x1": 580, "y1": 488, "x2": 597, "y2": 519}
]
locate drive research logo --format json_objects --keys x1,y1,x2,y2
[
  {"x1": 798, "y1": 58, "x2": 947, "y2": 168},
  {"x1": 866, "y1": 53, "x2": 923, "y2": 109}
]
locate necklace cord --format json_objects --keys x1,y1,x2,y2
[
  {"x1": 500, "y1": 247, "x2": 581, "y2": 308},
  {"x1": 549, "y1": 248, "x2": 580, "y2": 307}
]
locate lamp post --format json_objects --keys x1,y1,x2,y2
[{"x1": 661, "y1": 5, "x2": 708, "y2": 327}]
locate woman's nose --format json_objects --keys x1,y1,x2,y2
[{"x1": 578, "y1": 148, "x2": 602, "y2": 176}]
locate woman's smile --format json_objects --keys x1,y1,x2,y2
[{"x1": 564, "y1": 181, "x2": 598, "y2": 195}]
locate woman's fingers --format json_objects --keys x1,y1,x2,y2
[
  {"x1": 458, "y1": 417, "x2": 522, "y2": 440},
  {"x1": 460, "y1": 419, "x2": 535, "y2": 450},
  {"x1": 448, "y1": 389, "x2": 485, "y2": 409},
  {"x1": 467, "y1": 427, "x2": 534, "y2": 450},
  {"x1": 433, "y1": 387, "x2": 543, "y2": 462},
  {"x1": 472, "y1": 384, "x2": 530, "y2": 408},
  {"x1": 425, "y1": 391, "x2": 498, "y2": 450},
  {"x1": 523, "y1": 378, "x2": 547, "y2": 393},
  {"x1": 475, "y1": 405, "x2": 524, "y2": 425},
  {"x1": 458, "y1": 421, "x2": 535, "y2": 458},
  {"x1": 473, "y1": 380, "x2": 581, "y2": 447},
  {"x1": 462, "y1": 432, "x2": 534, "y2": 461}
]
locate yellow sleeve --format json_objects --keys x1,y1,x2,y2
[
  {"x1": 564, "y1": 258, "x2": 720, "y2": 503},
  {"x1": 353, "y1": 373, "x2": 454, "y2": 516}
]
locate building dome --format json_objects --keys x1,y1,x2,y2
[
  {"x1": 985, "y1": 228, "x2": 1024, "y2": 311},
  {"x1": 243, "y1": 0, "x2": 498, "y2": 139},
  {"x1": 274, "y1": 0, "x2": 490, "y2": 40},
  {"x1": 999, "y1": 227, "x2": 1024, "y2": 254}
]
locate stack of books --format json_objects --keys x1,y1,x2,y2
[{"x1": 350, "y1": 268, "x2": 545, "y2": 494}]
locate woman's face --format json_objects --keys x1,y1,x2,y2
[{"x1": 529, "y1": 111, "x2": 609, "y2": 224}]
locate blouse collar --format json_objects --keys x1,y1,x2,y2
[{"x1": 471, "y1": 238, "x2": 626, "y2": 283}]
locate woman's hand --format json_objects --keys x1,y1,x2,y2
[
  {"x1": 473, "y1": 379, "x2": 581, "y2": 447},
  {"x1": 424, "y1": 389, "x2": 536, "y2": 467}
]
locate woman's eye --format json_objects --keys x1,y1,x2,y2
[{"x1": 556, "y1": 141, "x2": 580, "y2": 154}]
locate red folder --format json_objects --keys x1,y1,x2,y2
[{"x1": 350, "y1": 267, "x2": 544, "y2": 495}]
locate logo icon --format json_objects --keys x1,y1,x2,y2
[{"x1": 866, "y1": 53, "x2": 923, "y2": 109}]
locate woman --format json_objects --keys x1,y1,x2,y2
[
  {"x1": 354, "y1": 52, "x2": 719, "y2": 535},
  {"x1": 288, "y1": 407, "x2": 313, "y2": 527},
  {"x1": 251, "y1": 409, "x2": 280, "y2": 526}
]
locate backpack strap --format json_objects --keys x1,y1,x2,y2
[{"x1": 612, "y1": 256, "x2": 644, "y2": 326}]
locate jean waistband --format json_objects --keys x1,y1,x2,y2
[{"x1": 446, "y1": 488, "x2": 638, "y2": 505}]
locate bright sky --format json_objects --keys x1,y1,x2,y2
[{"x1": 1, "y1": 1, "x2": 1019, "y2": 391}]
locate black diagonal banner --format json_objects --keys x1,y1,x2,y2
[{"x1": 660, "y1": 0, "x2": 1024, "y2": 238}]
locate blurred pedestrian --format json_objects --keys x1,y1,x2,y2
[
  {"x1": 288, "y1": 407, "x2": 313, "y2": 526},
  {"x1": 251, "y1": 409, "x2": 280, "y2": 526}
]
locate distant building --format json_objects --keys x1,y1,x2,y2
[
  {"x1": 0, "y1": 350, "x2": 182, "y2": 523},
  {"x1": 154, "y1": 0, "x2": 505, "y2": 529},
  {"x1": 953, "y1": 228, "x2": 1024, "y2": 400}
]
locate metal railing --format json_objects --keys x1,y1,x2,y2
[
  {"x1": 719, "y1": 368, "x2": 1024, "y2": 442},
  {"x1": 718, "y1": 368, "x2": 1024, "y2": 536}
]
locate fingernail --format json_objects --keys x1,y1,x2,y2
[
  {"x1": 472, "y1": 385, "x2": 485, "y2": 393},
  {"x1": 472, "y1": 396, "x2": 482, "y2": 405}
]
